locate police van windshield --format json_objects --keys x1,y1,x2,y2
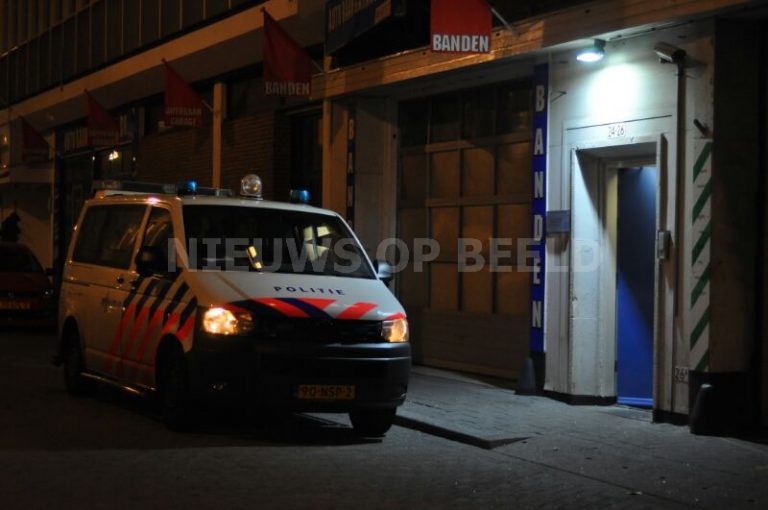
[{"x1": 183, "y1": 205, "x2": 375, "y2": 279}]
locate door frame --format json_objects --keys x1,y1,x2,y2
[{"x1": 565, "y1": 129, "x2": 670, "y2": 403}]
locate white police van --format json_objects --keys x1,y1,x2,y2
[{"x1": 56, "y1": 175, "x2": 410, "y2": 436}]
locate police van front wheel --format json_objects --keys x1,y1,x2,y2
[
  {"x1": 158, "y1": 348, "x2": 195, "y2": 431},
  {"x1": 349, "y1": 408, "x2": 397, "y2": 437},
  {"x1": 63, "y1": 329, "x2": 90, "y2": 397}
]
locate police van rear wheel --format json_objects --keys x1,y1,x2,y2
[
  {"x1": 159, "y1": 349, "x2": 194, "y2": 431},
  {"x1": 349, "y1": 408, "x2": 396, "y2": 437},
  {"x1": 63, "y1": 330, "x2": 89, "y2": 397}
]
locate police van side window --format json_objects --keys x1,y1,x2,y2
[
  {"x1": 142, "y1": 207, "x2": 175, "y2": 273},
  {"x1": 72, "y1": 205, "x2": 146, "y2": 268}
]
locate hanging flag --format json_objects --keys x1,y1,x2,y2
[
  {"x1": 163, "y1": 61, "x2": 204, "y2": 128},
  {"x1": 431, "y1": 0, "x2": 492, "y2": 54},
  {"x1": 263, "y1": 10, "x2": 313, "y2": 97},
  {"x1": 86, "y1": 92, "x2": 119, "y2": 147},
  {"x1": 20, "y1": 117, "x2": 50, "y2": 163}
]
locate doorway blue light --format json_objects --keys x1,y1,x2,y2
[{"x1": 616, "y1": 167, "x2": 657, "y2": 408}]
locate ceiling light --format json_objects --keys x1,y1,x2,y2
[{"x1": 577, "y1": 39, "x2": 606, "y2": 63}]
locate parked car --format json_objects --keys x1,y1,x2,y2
[
  {"x1": 55, "y1": 176, "x2": 410, "y2": 436},
  {"x1": 0, "y1": 242, "x2": 56, "y2": 327}
]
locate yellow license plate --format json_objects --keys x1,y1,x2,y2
[
  {"x1": 0, "y1": 300, "x2": 31, "y2": 310},
  {"x1": 297, "y1": 384, "x2": 356, "y2": 400}
]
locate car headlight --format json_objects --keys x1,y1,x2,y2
[
  {"x1": 202, "y1": 307, "x2": 254, "y2": 336},
  {"x1": 382, "y1": 318, "x2": 409, "y2": 343}
]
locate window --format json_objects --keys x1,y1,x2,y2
[
  {"x1": 61, "y1": 17, "x2": 76, "y2": 80},
  {"x1": 205, "y1": 0, "x2": 228, "y2": 18},
  {"x1": 142, "y1": 207, "x2": 176, "y2": 273},
  {"x1": 73, "y1": 205, "x2": 146, "y2": 268},
  {"x1": 38, "y1": 31, "x2": 50, "y2": 89},
  {"x1": 161, "y1": 0, "x2": 180, "y2": 37},
  {"x1": 183, "y1": 206, "x2": 374, "y2": 278},
  {"x1": 429, "y1": 93, "x2": 460, "y2": 143},
  {"x1": 141, "y1": 0, "x2": 159, "y2": 46},
  {"x1": 399, "y1": 99, "x2": 428, "y2": 148},
  {"x1": 106, "y1": 0, "x2": 122, "y2": 60},
  {"x1": 124, "y1": 0, "x2": 139, "y2": 52},
  {"x1": 290, "y1": 113, "x2": 323, "y2": 206},
  {"x1": 182, "y1": 0, "x2": 204, "y2": 27},
  {"x1": 91, "y1": 0, "x2": 106, "y2": 67},
  {"x1": 76, "y1": 9, "x2": 90, "y2": 73}
]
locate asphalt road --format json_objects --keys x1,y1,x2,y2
[{"x1": 0, "y1": 329, "x2": 764, "y2": 509}]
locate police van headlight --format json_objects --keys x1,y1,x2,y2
[
  {"x1": 382, "y1": 318, "x2": 409, "y2": 343},
  {"x1": 202, "y1": 307, "x2": 254, "y2": 336}
]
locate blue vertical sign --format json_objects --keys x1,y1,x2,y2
[{"x1": 530, "y1": 63, "x2": 548, "y2": 353}]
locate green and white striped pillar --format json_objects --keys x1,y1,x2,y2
[{"x1": 690, "y1": 140, "x2": 713, "y2": 372}]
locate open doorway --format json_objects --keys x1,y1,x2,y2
[
  {"x1": 616, "y1": 167, "x2": 657, "y2": 407},
  {"x1": 570, "y1": 141, "x2": 662, "y2": 406}
]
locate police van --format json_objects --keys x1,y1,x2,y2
[{"x1": 56, "y1": 175, "x2": 410, "y2": 436}]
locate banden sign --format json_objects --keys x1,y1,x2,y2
[
  {"x1": 326, "y1": 0, "x2": 406, "y2": 54},
  {"x1": 530, "y1": 63, "x2": 548, "y2": 354}
]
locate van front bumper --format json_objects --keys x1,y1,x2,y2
[{"x1": 187, "y1": 333, "x2": 411, "y2": 411}]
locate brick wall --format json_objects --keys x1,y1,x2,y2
[
  {"x1": 136, "y1": 126, "x2": 213, "y2": 186},
  {"x1": 135, "y1": 111, "x2": 292, "y2": 200},
  {"x1": 221, "y1": 111, "x2": 291, "y2": 200}
]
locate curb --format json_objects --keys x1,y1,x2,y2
[{"x1": 394, "y1": 414, "x2": 528, "y2": 450}]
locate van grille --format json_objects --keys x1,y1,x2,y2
[{"x1": 258, "y1": 318, "x2": 384, "y2": 344}]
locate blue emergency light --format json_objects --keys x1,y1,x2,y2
[
  {"x1": 177, "y1": 180, "x2": 198, "y2": 196},
  {"x1": 289, "y1": 189, "x2": 310, "y2": 204}
]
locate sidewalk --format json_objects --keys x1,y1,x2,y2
[
  {"x1": 396, "y1": 365, "x2": 657, "y2": 449},
  {"x1": 390, "y1": 366, "x2": 768, "y2": 508}
]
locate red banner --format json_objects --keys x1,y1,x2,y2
[
  {"x1": 431, "y1": 0, "x2": 492, "y2": 54},
  {"x1": 263, "y1": 10, "x2": 313, "y2": 97},
  {"x1": 163, "y1": 61, "x2": 204, "y2": 128},
  {"x1": 86, "y1": 92, "x2": 119, "y2": 147},
  {"x1": 20, "y1": 117, "x2": 49, "y2": 163}
]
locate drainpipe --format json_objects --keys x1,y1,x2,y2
[{"x1": 653, "y1": 42, "x2": 687, "y2": 417}]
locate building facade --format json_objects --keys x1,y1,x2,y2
[
  {"x1": 3, "y1": 0, "x2": 767, "y2": 431},
  {"x1": 314, "y1": 0, "x2": 768, "y2": 430}
]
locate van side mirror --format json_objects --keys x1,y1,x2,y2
[
  {"x1": 135, "y1": 246, "x2": 168, "y2": 277},
  {"x1": 375, "y1": 261, "x2": 394, "y2": 285}
]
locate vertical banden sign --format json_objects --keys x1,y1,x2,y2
[
  {"x1": 431, "y1": 0, "x2": 491, "y2": 54},
  {"x1": 530, "y1": 63, "x2": 548, "y2": 354}
]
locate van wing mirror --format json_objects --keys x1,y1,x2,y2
[
  {"x1": 135, "y1": 246, "x2": 168, "y2": 277},
  {"x1": 375, "y1": 261, "x2": 394, "y2": 285}
]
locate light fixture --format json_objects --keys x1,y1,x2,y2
[
  {"x1": 577, "y1": 39, "x2": 606, "y2": 63},
  {"x1": 108, "y1": 150, "x2": 120, "y2": 161},
  {"x1": 654, "y1": 42, "x2": 686, "y2": 64}
]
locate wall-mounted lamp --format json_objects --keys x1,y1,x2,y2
[
  {"x1": 576, "y1": 39, "x2": 605, "y2": 63},
  {"x1": 654, "y1": 42, "x2": 686, "y2": 64}
]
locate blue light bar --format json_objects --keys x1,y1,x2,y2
[
  {"x1": 178, "y1": 180, "x2": 198, "y2": 196},
  {"x1": 289, "y1": 189, "x2": 310, "y2": 204}
]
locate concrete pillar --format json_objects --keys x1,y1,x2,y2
[{"x1": 211, "y1": 82, "x2": 225, "y2": 188}]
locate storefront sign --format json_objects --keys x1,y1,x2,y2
[
  {"x1": 325, "y1": 0, "x2": 406, "y2": 54},
  {"x1": 431, "y1": 0, "x2": 491, "y2": 54},
  {"x1": 264, "y1": 10, "x2": 313, "y2": 97},
  {"x1": 164, "y1": 61, "x2": 204, "y2": 128},
  {"x1": 530, "y1": 63, "x2": 548, "y2": 354}
]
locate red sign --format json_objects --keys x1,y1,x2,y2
[
  {"x1": 20, "y1": 117, "x2": 49, "y2": 163},
  {"x1": 263, "y1": 10, "x2": 313, "y2": 96},
  {"x1": 86, "y1": 92, "x2": 119, "y2": 147},
  {"x1": 431, "y1": 0, "x2": 492, "y2": 54},
  {"x1": 163, "y1": 61, "x2": 204, "y2": 128}
]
